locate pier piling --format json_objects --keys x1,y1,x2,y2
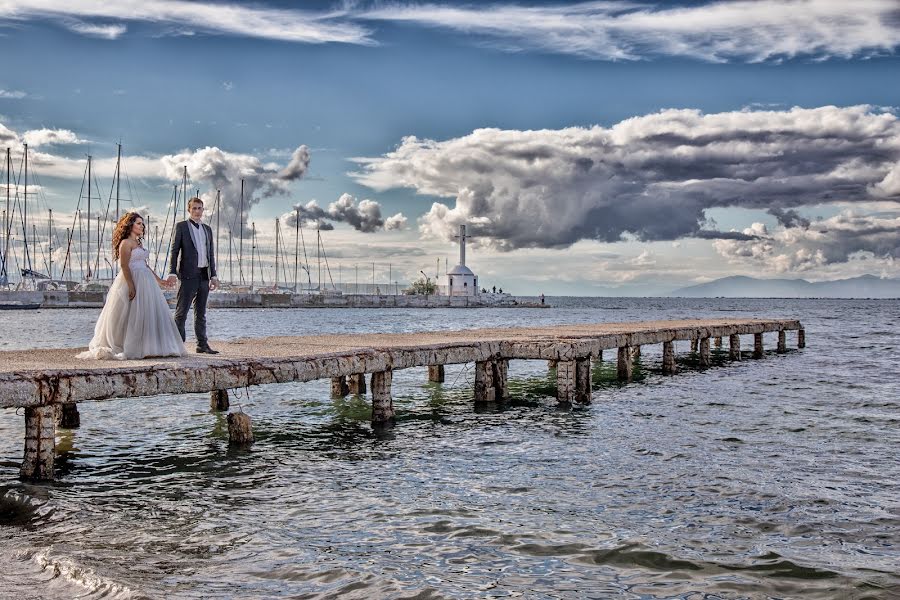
[
  {"x1": 331, "y1": 376, "x2": 350, "y2": 397},
  {"x1": 494, "y1": 359, "x2": 509, "y2": 403},
  {"x1": 227, "y1": 411, "x2": 254, "y2": 445},
  {"x1": 575, "y1": 358, "x2": 591, "y2": 404},
  {"x1": 754, "y1": 333, "x2": 764, "y2": 358},
  {"x1": 691, "y1": 338, "x2": 699, "y2": 353},
  {"x1": 729, "y1": 334, "x2": 741, "y2": 361},
  {"x1": 428, "y1": 365, "x2": 445, "y2": 383},
  {"x1": 371, "y1": 370, "x2": 395, "y2": 424},
  {"x1": 57, "y1": 403, "x2": 80, "y2": 428},
  {"x1": 714, "y1": 336, "x2": 723, "y2": 348},
  {"x1": 348, "y1": 373, "x2": 367, "y2": 395},
  {"x1": 474, "y1": 360, "x2": 497, "y2": 403},
  {"x1": 210, "y1": 390, "x2": 229, "y2": 411},
  {"x1": 632, "y1": 345, "x2": 641, "y2": 360},
  {"x1": 777, "y1": 330, "x2": 787, "y2": 353},
  {"x1": 699, "y1": 337, "x2": 711, "y2": 368},
  {"x1": 798, "y1": 329, "x2": 806, "y2": 348},
  {"x1": 21, "y1": 406, "x2": 55, "y2": 480},
  {"x1": 617, "y1": 346, "x2": 633, "y2": 382},
  {"x1": 662, "y1": 341, "x2": 676, "y2": 374}
]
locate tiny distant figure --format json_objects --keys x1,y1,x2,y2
[
  {"x1": 481, "y1": 287, "x2": 487, "y2": 294},
  {"x1": 77, "y1": 213, "x2": 185, "y2": 360},
  {"x1": 540, "y1": 293, "x2": 545, "y2": 305},
  {"x1": 498, "y1": 287, "x2": 503, "y2": 294},
  {"x1": 492, "y1": 285, "x2": 497, "y2": 294}
]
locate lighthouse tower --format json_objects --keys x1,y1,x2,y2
[{"x1": 446, "y1": 225, "x2": 478, "y2": 296}]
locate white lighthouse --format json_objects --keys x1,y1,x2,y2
[{"x1": 446, "y1": 224, "x2": 478, "y2": 296}]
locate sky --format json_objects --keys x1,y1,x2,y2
[{"x1": 1, "y1": 0, "x2": 899, "y2": 295}]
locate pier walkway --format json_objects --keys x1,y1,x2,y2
[{"x1": 1, "y1": 318, "x2": 804, "y2": 479}]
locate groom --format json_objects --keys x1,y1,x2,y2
[{"x1": 167, "y1": 196, "x2": 220, "y2": 354}]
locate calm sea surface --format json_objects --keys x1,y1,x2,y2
[{"x1": 1, "y1": 298, "x2": 898, "y2": 599}]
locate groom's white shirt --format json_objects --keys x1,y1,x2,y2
[{"x1": 187, "y1": 219, "x2": 209, "y2": 269}]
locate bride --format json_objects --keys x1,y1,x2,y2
[{"x1": 77, "y1": 212, "x2": 186, "y2": 360}]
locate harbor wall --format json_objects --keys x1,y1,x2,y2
[{"x1": 0, "y1": 290, "x2": 542, "y2": 309}]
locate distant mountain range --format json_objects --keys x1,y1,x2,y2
[{"x1": 669, "y1": 275, "x2": 900, "y2": 298}]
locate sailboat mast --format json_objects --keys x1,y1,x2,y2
[
  {"x1": 86, "y1": 154, "x2": 92, "y2": 279},
  {"x1": 3, "y1": 148, "x2": 10, "y2": 281},
  {"x1": 274, "y1": 218, "x2": 280, "y2": 290},
  {"x1": 181, "y1": 166, "x2": 187, "y2": 219},
  {"x1": 238, "y1": 178, "x2": 244, "y2": 284},
  {"x1": 317, "y1": 228, "x2": 321, "y2": 291},
  {"x1": 116, "y1": 143, "x2": 122, "y2": 222},
  {"x1": 293, "y1": 208, "x2": 299, "y2": 292},
  {"x1": 48, "y1": 209, "x2": 53, "y2": 280},
  {"x1": 215, "y1": 189, "x2": 220, "y2": 282},
  {"x1": 23, "y1": 143, "x2": 29, "y2": 272},
  {"x1": 250, "y1": 221, "x2": 256, "y2": 293}
]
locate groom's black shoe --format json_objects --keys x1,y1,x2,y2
[{"x1": 196, "y1": 344, "x2": 220, "y2": 354}]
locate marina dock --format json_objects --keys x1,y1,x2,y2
[{"x1": 1, "y1": 318, "x2": 804, "y2": 480}]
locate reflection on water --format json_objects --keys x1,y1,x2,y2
[{"x1": 1, "y1": 298, "x2": 899, "y2": 599}]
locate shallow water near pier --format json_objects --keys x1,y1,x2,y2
[{"x1": 1, "y1": 297, "x2": 898, "y2": 599}]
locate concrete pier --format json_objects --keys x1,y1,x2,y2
[
  {"x1": 0, "y1": 318, "x2": 804, "y2": 479},
  {"x1": 210, "y1": 390, "x2": 229, "y2": 411},
  {"x1": 777, "y1": 330, "x2": 787, "y2": 353},
  {"x1": 58, "y1": 403, "x2": 81, "y2": 428},
  {"x1": 754, "y1": 333, "x2": 764, "y2": 359},
  {"x1": 331, "y1": 375, "x2": 350, "y2": 397},
  {"x1": 798, "y1": 329, "x2": 806, "y2": 349}
]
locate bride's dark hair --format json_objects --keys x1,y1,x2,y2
[{"x1": 112, "y1": 212, "x2": 143, "y2": 259}]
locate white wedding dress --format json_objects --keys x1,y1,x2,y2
[{"x1": 77, "y1": 246, "x2": 186, "y2": 360}]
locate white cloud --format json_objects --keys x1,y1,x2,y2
[
  {"x1": 282, "y1": 193, "x2": 406, "y2": 233},
  {"x1": 352, "y1": 105, "x2": 900, "y2": 253},
  {"x1": 63, "y1": 19, "x2": 126, "y2": 39},
  {"x1": 360, "y1": 0, "x2": 900, "y2": 62},
  {"x1": 385, "y1": 213, "x2": 408, "y2": 231},
  {"x1": 714, "y1": 213, "x2": 900, "y2": 272},
  {"x1": 0, "y1": 0, "x2": 372, "y2": 44},
  {"x1": 22, "y1": 128, "x2": 85, "y2": 147},
  {"x1": 0, "y1": 88, "x2": 27, "y2": 99}
]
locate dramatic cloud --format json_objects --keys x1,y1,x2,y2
[
  {"x1": 282, "y1": 193, "x2": 405, "y2": 233},
  {"x1": 22, "y1": 128, "x2": 85, "y2": 147},
  {"x1": 352, "y1": 105, "x2": 900, "y2": 253},
  {"x1": 361, "y1": 0, "x2": 900, "y2": 62},
  {"x1": 0, "y1": 0, "x2": 372, "y2": 44},
  {"x1": 714, "y1": 213, "x2": 900, "y2": 272},
  {"x1": 160, "y1": 145, "x2": 310, "y2": 238}
]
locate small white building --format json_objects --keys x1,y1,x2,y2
[{"x1": 446, "y1": 224, "x2": 479, "y2": 297}]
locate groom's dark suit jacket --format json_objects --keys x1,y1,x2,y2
[{"x1": 168, "y1": 220, "x2": 217, "y2": 280}]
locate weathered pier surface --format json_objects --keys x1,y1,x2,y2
[{"x1": 0, "y1": 318, "x2": 803, "y2": 480}]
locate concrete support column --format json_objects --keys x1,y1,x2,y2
[
  {"x1": 474, "y1": 360, "x2": 497, "y2": 403},
  {"x1": 798, "y1": 329, "x2": 806, "y2": 349},
  {"x1": 753, "y1": 333, "x2": 764, "y2": 358},
  {"x1": 210, "y1": 390, "x2": 229, "y2": 411},
  {"x1": 690, "y1": 338, "x2": 699, "y2": 353},
  {"x1": 348, "y1": 373, "x2": 367, "y2": 395},
  {"x1": 631, "y1": 345, "x2": 641, "y2": 360},
  {"x1": 617, "y1": 346, "x2": 633, "y2": 382},
  {"x1": 58, "y1": 403, "x2": 81, "y2": 428},
  {"x1": 428, "y1": 365, "x2": 445, "y2": 383},
  {"x1": 557, "y1": 359, "x2": 576, "y2": 403},
  {"x1": 493, "y1": 359, "x2": 509, "y2": 402},
  {"x1": 21, "y1": 406, "x2": 55, "y2": 480},
  {"x1": 662, "y1": 341, "x2": 676, "y2": 375},
  {"x1": 331, "y1": 376, "x2": 350, "y2": 397},
  {"x1": 777, "y1": 330, "x2": 787, "y2": 354},
  {"x1": 547, "y1": 359, "x2": 558, "y2": 370},
  {"x1": 575, "y1": 357, "x2": 592, "y2": 404},
  {"x1": 227, "y1": 411, "x2": 254, "y2": 444},
  {"x1": 699, "y1": 337, "x2": 711, "y2": 368},
  {"x1": 729, "y1": 334, "x2": 741, "y2": 361},
  {"x1": 714, "y1": 336, "x2": 723, "y2": 348},
  {"x1": 371, "y1": 370, "x2": 395, "y2": 423}
]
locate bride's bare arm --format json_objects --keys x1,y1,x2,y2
[{"x1": 119, "y1": 240, "x2": 137, "y2": 300}]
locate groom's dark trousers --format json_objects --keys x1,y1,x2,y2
[{"x1": 169, "y1": 219, "x2": 217, "y2": 347}]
